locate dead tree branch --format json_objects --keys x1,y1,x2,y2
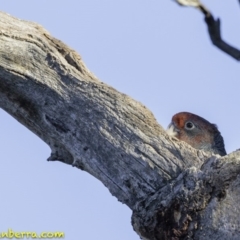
[
  {"x1": 175, "y1": 0, "x2": 240, "y2": 61},
  {"x1": 0, "y1": 11, "x2": 240, "y2": 240},
  {"x1": 204, "y1": 13, "x2": 240, "y2": 61}
]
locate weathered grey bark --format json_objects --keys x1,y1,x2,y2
[{"x1": 0, "y1": 11, "x2": 240, "y2": 240}]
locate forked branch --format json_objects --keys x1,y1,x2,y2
[{"x1": 175, "y1": 0, "x2": 240, "y2": 60}]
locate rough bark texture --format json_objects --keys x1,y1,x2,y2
[{"x1": 0, "y1": 11, "x2": 239, "y2": 240}]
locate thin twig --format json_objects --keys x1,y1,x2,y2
[
  {"x1": 176, "y1": 1, "x2": 240, "y2": 60},
  {"x1": 199, "y1": 4, "x2": 240, "y2": 61}
]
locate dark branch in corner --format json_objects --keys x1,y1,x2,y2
[
  {"x1": 199, "y1": 4, "x2": 240, "y2": 61},
  {"x1": 205, "y1": 15, "x2": 240, "y2": 60}
]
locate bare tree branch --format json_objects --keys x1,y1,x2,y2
[
  {"x1": 175, "y1": 0, "x2": 240, "y2": 61},
  {"x1": 204, "y1": 14, "x2": 240, "y2": 61},
  {"x1": 1, "y1": 11, "x2": 240, "y2": 240},
  {"x1": 132, "y1": 151, "x2": 240, "y2": 239},
  {"x1": 0, "y1": 11, "x2": 205, "y2": 209}
]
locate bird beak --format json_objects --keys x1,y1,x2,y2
[{"x1": 166, "y1": 122, "x2": 179, "y2": 137}]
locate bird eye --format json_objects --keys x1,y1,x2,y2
[{"x1": 185, "y1": 121, "x2": 194, "y2": 130}]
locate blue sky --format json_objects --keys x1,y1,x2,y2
[{"x1": 1, "y1": 1, "x2": 240, "y2": 239}]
